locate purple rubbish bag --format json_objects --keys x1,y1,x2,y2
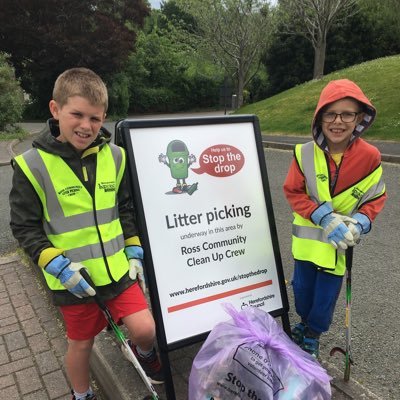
[{"x1": 189, "y1": 304, "x2": 331, "y2": 400}]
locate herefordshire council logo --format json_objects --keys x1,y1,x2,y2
[{"x1": 98, "y1": 181, "x2": 116, "y2": 193}]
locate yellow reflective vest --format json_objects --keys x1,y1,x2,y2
[
  {"x1": 292, "y1": 142, "x2": 385, "y2": 276},
  {"x1": 14, "y1": 144, "x2": 129, "y2": 291}
]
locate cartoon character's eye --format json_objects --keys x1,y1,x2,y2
[{"x1": 173, "y1": 157, "x2": 185, "y2": 164}]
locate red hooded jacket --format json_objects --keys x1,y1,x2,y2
[{"x1": 283, "y1": 79, "x2": 386, "y2": 221}]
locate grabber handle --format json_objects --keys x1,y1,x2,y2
[
  {"x1": 80, "y1": 268, "x2": 108, "y2": 312},
  {"x1": 345, "y1": 246, "x2": 353, "y2": 272}
]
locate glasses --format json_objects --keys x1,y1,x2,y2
[{"x1": 321, "y1": 111, "x2": 360, "y2": 123}]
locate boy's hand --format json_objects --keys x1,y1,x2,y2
[
  {"x1": 311, "y1": 203, "x2": 357, "y2": 249},
  {"x1": 323, "y1": 213, "x2": 357, "y2": 249},
  {"x1": 128, "y1": 259, "x2": 147, "y2": 293},
  {"x1": 347, "y1": 212, "x2": 371, "y2": 241},
  {"x1": 45, "y1": 255, "x2": 96, "y2": 298},
  {"x1": 124, "y1": 245, "x2": 146, "y2": 293}
]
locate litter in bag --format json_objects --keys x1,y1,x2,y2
[{"x1": 189, "y1": 304, "x2": 331, "y2": 400}]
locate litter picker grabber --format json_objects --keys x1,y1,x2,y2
[
  {"x1": 80, "y1": 269, "x2": 161, "y2": 400},
  {"x1": 329, "y1": 246, "x2": 354, "y2": 382}
]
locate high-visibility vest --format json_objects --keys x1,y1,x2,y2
[
  {"x1": 14, "y1": 144, "x2": 129, "y2": 290},
  {"x1": 292, "y1": 142, "x2": 385, "y2": 276}
]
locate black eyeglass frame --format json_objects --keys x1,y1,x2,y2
[{"x1": 321, "y1": 111, "x2": 361, "y2": 123}]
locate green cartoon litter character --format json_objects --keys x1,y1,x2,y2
[{"x1": 159, "y1": 140, "x2": 198, "y2": 195}]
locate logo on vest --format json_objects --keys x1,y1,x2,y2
[
  {"x1": 98, "y1": 181, "x2": 116, "y2": 192},
  {"x1": 351, "y1": 187, "x2": 364, "y2": 200},
  {"x1": 316, "y1": 173, "x2": 328, "y2": 182},
  {"x1": 58, "y1": 185, "x2": 82, "y2": 197}
]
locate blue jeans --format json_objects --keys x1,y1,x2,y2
[{"x1": 292, "y1": 260, "x2": 343, "y2": 334}]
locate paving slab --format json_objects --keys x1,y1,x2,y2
[{"x1": 0, "y1": 255, "x2": 71, "y2": 400}]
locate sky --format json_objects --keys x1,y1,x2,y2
[{"x1": 148, "y1": 0, "x2": 161, "y2": 9}]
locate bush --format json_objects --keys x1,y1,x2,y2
[
  {"x1": 106, "y1": 72, "x2": 130, "y2": 119},
  {"x1": 0, "y1": 53, "x2": 24, "y2": 132},
  {"x1": 183, "y1": 73, "x2": 221, "y2": 110},
  {"x1": 126, "y1": 28, "x2": 223, "y2": 114},
  {"x1": 246, "y1": 70, "x2": 270, "y2": 103},
  {"x1": 131, "y1": 86, "x2": 186, "y2": 113}
]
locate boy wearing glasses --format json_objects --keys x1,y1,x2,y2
[{"x1": 283, "y1": 79, "x2": 386, "y2": 358}]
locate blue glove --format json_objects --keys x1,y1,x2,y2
[
  {"x1": 125, "y1": 246, "x2": 146, "y2": 292},
  {"x1": 311, "y1": 203, "x2": 357, "y2": 249},
  {"x1": 125, "y1": 245, "x2": 144, "y2": 260},
  {"x1": 45, "y1": 255, "x2": 96, "y2": 298},
  {"x1": 347, "y1": 212, "x2": 371, "y2": 241}
]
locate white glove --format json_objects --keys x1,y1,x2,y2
[
  {"x1": 346, "y1": 212, "x2": 371, "y2": 242},
  {"x1": 312, "y1": 203, "x2": 357, "y2": 249},
  {"x1": 322, "y1": 213, "x2": 358, "y2": 249},
  {"x1": 129, "y1": 258, "x2": 146, "y2": 293}
]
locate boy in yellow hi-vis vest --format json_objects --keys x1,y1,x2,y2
[
  {"x1": 9, "y1": 68, "x2": 164, "y2": 400},
  {"x1": 283, "y1": 79, "x2": 386, "y2": 358}
]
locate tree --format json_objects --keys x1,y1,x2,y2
[
  {"x1": 263, "y1": 0, "x2": 400, "y2": 96},
  {"x1": 262, "y1": 31, "x2": 313, "y2": 96},
  {"x1": 126, "y1": 20, "x2": 222, "y2": 113},
  {"x1": 159, "y1": 0, "x2": 198, "y2": 33},
  {"x1": 278, "y1": 0, "x2": 358, "y2": 79},
  {"x1": 175, "y1": 0, "x2": 273, "y2": 107},
  {"x1": 358, "y1": 0, "x2": 400, "y2": 55},
  {"x1": 0, "y1": 53, "x2": 24, "y2": 132},
  {"x1": 0, "y1": 0, "x2": 149, "y2": 117}
]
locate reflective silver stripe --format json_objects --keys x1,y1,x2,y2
[
  {"x1": 23, "y1": 150, "x2": 64, "y2": 219},
  {"x1": 65, "y1": 234, "x2": 125, "y2": 262},
  {"x1": 358, "y1": 179, "x2": 385, "y2": 206},
  {"x1": 43, "y1": 206, "x2": 118, "y2": 235},
  {"x1": 349, "y1": 175, "x2": 385, "y2": 214},
  {"x1": 300, "y1": 142, "x2": 319, "y2": 203},
  {"x1": 109, "y1": 143, "x2": 123, "y2": 175},
  {"x1": 292, "y1": 224, "x2": 330, "y2": 244}
]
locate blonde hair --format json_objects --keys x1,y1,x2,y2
[{"x1": 52, "y1": 68, "x2": 108, "y2": 111}]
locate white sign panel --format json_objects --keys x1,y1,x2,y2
[{"x1": 120, "y1": 116, "x2": 287, "y2": 346}]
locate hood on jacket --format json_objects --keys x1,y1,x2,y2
[
  {"x1": 312, "y1": 79, "x2": 376, "y2": 151},
  {"x1": 32, "y1": 118, "x2": 112, "y2": 158}
]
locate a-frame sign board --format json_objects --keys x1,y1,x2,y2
[{"x1": 115, "y1": 115, "x2": 290, "y2": 399}]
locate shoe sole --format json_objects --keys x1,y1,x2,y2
[
  {"x1": 148, "y1": 378, "x2": 165, "y2": 385},
  {"x1": 121, "y1": 344, "x2": 165, "y2": 385}
]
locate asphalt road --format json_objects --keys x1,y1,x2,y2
[{"x1": 2, "y1": 121, "x2": 399, "y2": 398}]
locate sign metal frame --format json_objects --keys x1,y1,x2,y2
[{"x1": 115, "y1": 115, "x2": 290, "y2": 399}]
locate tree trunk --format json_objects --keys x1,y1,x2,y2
[
  {"x1": 313, "y1": 38, "x2": 326, "y2": 79},
  {"x1": 237, "y1": 70, "x2": 245, "y2": 108}
]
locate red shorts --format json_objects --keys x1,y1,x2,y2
[{"x1": 60, "y1": 282, "x2": 148, "y2": 340}]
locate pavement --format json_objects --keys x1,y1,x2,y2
[
  {"x1": 261, "y1": 135, "x2": 400, "y2": 165},
  {"x1": 0, "y1": 123, "x2": 395, "y2": 399}
]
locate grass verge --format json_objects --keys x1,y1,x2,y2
[{"x1": 238, "y1": 55, "x2": 400, "y2": 141}]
